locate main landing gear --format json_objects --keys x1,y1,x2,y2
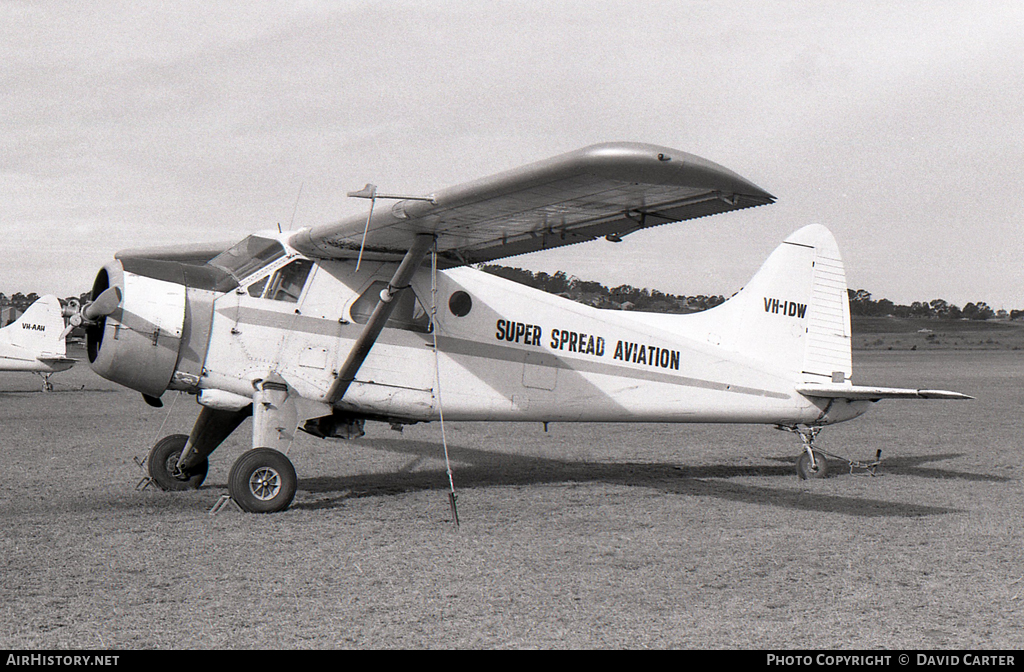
[
  {"x1": 144, "y1": 377, "x2": 302, "y2": 513},
  {"x1": 227, "y1": 447, "x2": 297, "y2": 513},
  {"x1": 146, "y1": 433, "x2": 298, "y2": 513}
]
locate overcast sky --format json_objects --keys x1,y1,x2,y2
[{"x1": 3, "y1": 1, "x2": 1022, "y2": 309}]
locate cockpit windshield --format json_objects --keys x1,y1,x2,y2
[{"x1": 207, "y1": 236, "x2": 287, "y2": 281}]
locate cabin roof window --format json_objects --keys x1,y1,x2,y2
[{"x1": 208, "y1": 236, "x2": 287, "y2": 282}]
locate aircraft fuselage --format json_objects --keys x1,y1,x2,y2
[{"x1": 86, "y1": 238, "x2": 871, "y2": 429}]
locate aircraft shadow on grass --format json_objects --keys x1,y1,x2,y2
[
  {"x1": 766, "y1": 452, "x2": 1012, "y2": 484},
  {"x1": 241, "y1": 437, "x2": 981, "y2": 518}
]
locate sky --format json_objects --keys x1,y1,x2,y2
[{"x1": 3, "y1": 0, "x2": 1023, "y2": 309}]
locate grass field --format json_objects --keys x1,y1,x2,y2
[
  {"x1": 1, "y1": 343, "x2": 1022, "y2": 649},
  {"x1": 853, "y1": 316, "x2": 1024, "y2": 351}
]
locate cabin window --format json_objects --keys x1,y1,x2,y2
[{"x1": 349, "y1": 281, "x2": 431, "y2": 333}]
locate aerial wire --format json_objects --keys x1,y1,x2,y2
[
  {"x1": 431, "y1": 240, "x2": 459, "y2": 527},
  {"x1": 134, "y1": 391, "x2": 182, "y2": 489},
  {"x1": 288, "y1": 181, "x2": 304, "y2": 231}
]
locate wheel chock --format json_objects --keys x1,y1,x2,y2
[{"x1": 209, "y1": 495, "x2": 244, "y2": 515}]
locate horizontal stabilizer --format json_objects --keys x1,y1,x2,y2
[
  {"x1": 796, "y1": 384, "x2": 973, "y2": 401},
  {"x1": 38, "y1": 356, "x2": 77, "y2": 365}
]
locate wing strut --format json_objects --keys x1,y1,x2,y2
[{"x1": 325, "y1": 233, "x2": 434, "y2": 406}]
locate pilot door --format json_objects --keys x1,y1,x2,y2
[{"x1": 204, "y1": 257, "x2": 337, "y2": 399}]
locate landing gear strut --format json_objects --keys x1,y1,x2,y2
[
  {"x1": 36, "y1": 373, "x2": 55, "y2": 392},
  {"x1": 778, "y1": 425, "x2": 829, "y2": 480}
]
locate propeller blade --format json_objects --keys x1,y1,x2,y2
[{"x1": 82, "y1": 286, "x2": 122, "y2": 321}]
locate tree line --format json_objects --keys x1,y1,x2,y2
[
  {"x1": 1, "y1": 292, "x2": 92, "y2": 310},
  {"x1": 480, "y1": 266, "x2": 1021, "y2": 320},
  {"x1": 479, "y1": 265, "x2": 726, "y2": 313},
  {"x1": 847, "y1": 289, "x2": 1021, "y2": 321},
  {"x1": 3, "y1": 276, "x2": 1020, "y2": 323}
]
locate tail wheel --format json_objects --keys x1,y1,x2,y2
[
  {"x1": 148, "y1": 434, "x2": 208, "y2": 491},
  {"x1": 228, "y1": 448, "x2": 297, "y2": 513},
  {"x1": 797, "y1": 450, "x2": 829, "y2": 480}
]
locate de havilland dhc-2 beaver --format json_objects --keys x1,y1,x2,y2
[
  {"x1": 63, "y1": 142, "x2": 970, "y2": 513},
  {"x1": 0, "y1": 295, "x2": 75, "y2": 390}
]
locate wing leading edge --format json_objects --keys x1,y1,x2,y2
[{"x1": 288, "y1": 142, "x2": 775, "y2": 266}]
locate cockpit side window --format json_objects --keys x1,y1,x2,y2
[
  {"x1": 265, "y1": 259, "x2": 313, "y2": 302},
  {"x1": 244, "y1": 259, "x2": 313, "y2": 303},
  {"x1": 208, "y1": 236, "x2": 286, "y2": 282},
  {"x1": 246, "y1": 276, "x2": 269, "y2": 298},
  {"x1": 350, "y1": 281, "x2": 431, "y2": 333}
]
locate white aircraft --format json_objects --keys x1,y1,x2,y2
[
  {"x1": 67, "y1": 142, "x2": 969, "y2": 512},
  {"x1": 0, "y1": 295, "x2": 75, "y2": 389}
]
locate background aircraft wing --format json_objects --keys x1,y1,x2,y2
[
  {"x1": 288, "y1": 142, "x2": 775, "y2": 266},
  {"x1": 796, "y1": 384, "x2": 973, "y2": 400}
]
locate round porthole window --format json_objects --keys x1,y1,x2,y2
[{"x1": 449, "y1": 291, "x2": 472, "y2": 317}]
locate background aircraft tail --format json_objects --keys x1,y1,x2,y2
[
  {"x1": 678, "y1": 224, "x2": 852, "y2": 383},
  {"x1": 0, "y1": 295, "x2": 69, "y2": 357}
]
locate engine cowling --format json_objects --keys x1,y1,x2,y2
[{"x1": 87, "y1": 260, "x2": 187, "y2": 398}]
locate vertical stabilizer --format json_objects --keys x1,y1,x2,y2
[
  {"x1": 677, "y1": 224, "x2": 852, "y2": 382},
  {"x1": 0, "y1": 295, "x2": 69, "y2": 357}
]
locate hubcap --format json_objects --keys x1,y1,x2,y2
[
  {"x1": 249, "y1": 466, "x2": 281, "y2": 500},
  {"x1": 165, "y1": 452, "x2": 192, "y2": 482}
]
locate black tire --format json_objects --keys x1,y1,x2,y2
[
  {"x1": 228, "y1": 448, "x2": 297, "y2": 513},
  {"x1": 797, "y1": 450, "x2": 829, "y2": 480},
  {"x1": 148, "y1": 434, "x2": 208, "y2": 491}
]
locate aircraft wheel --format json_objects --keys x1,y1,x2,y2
[
  {"x1": 796, "y1": 450, "x2": 829, "y2": 480},
  {"x1": 148, "y1": 434, "x2": 208, "y2": 491},
  {"x1": 228, "y1": 448, "x2": 297, "y2": 513}
]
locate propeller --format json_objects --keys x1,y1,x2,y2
[
  {"x1": 83, "y1": 286, "x2": 122, "y2": 321},
  {"x1": 60, "y1": 286, "x2": 122, "y2": 339}
]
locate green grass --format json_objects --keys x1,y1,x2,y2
[{"x1": 1, "y1": 350, "x2": 1022, "y2": 649}]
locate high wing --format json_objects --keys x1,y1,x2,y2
[
  {"x1": 287, "y1": 142, "x2": 775, "y2": 266},
  {"x1": 796, "y1": 384, "x2": 973, "y2": 401},
  {"x1": 114, "y1": 241, "x2": 237, "y2": 265}
]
